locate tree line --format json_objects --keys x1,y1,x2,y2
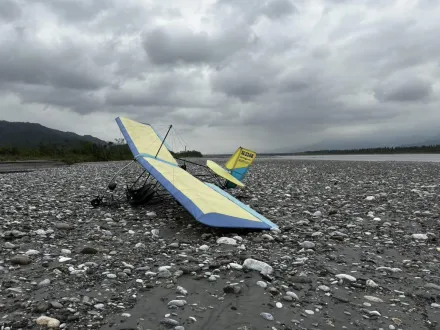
[
  {"x1": 0, "y1": 141, "x2": 203, "y2": 164},
  {"x1": 294, "y1": 144, "x2": 440, "y2": 155}
]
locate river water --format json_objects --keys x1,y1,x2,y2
[{"x1": 272, "y1": 153, "x2": 440, "y2": 162}]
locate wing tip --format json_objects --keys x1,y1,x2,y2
[{"x1": 198, "y1": 213, "x2": 275, "y2": 230}]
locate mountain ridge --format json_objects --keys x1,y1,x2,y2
[{"x1": 0, "y1": 120, "x2": 107, "y2": 148}]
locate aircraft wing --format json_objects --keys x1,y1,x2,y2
[
  {"x1": 116, "y1": 117, "x2": 177, "y2": 165},
  {"x1": 206, "y1": 160, "x2": 245, "y2": 188},
  {"x1": 115, "y1": 117, "x2": 277, "y2": 230}
]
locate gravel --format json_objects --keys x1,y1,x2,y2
[{"x1": 1, "y1": 158, "x2": 440, "y2": 329}]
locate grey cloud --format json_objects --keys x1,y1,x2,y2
[
  {"x1": 0, "y1": 0, "x2": 21, "y2": 22},
  {"x1": 29, "y1": 0, "x2": 114, "y2": 22},
  {"x1": 105, "y1": 90, "x2": 210, "y2": 109},
  {"x1": 210, "y1": 52, "x2": 282, "y2": 101},
  {"x1": 261, "y1": 0, "x2": 298, "y2": 19},
  {"x1": 341, "y1": 18, "x2": 440, "y2": 78},
  {"x1": 142, "y1": 26, "x2": 253, "y2": 65},
  {"x1": 276, "y1": 67, "x2": 316, "y2": 94},
  {"x1": 211, "y1": 67, "x2": 270, "y2": 102},
  {"x1": 105, "y1": 71, "x2": 222, "y2": 110},
  {"x1": 0, "y1": 29, "x2": 107, "y2": 90},
  {"x1": 23, "y1": 0, "x2": 159, "y2": 35},
  {"x1": 212, "y1": 75, "x2": 267, "y2": 102},
  {"x1": 7, "y1": 83, "x2": 102, "y2": 114},
  {"x1": 215, "y1": 0, "x2": 297, "y2": 24},
  {"x1": 374, "y1": 78, "x2": 433, "y2": 103}
]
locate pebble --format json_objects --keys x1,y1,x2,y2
[
  {"x1": 243, "y1": 258, "x2": 273, "y2": 275},
  {"x1": 4, "y1": 242, "x2": 16, "y2": 249},
  {"x1": 168, "y1": 300, "x2": 187, "y2": 307},
  {"x1": 260, "y1": 312, "x2": 274, "y2": 320},
  {"x1": 25, "y1": 249, "x2": 40, "y2": 256},
  {"x1": 412, "y1": 233, "x2": 428, "y2": 240},
  {"x1": 176, "y1": 286, "x2": 188, "y2": 295},
  {"x1": 36, "y1": 316, "x2": 60, "y2": 328},
  {"x1": 364, "y1": 296, "x2": 384, "y2": 303},
  {"x1": 366, "y1": 279, "x2": 379, "y2": 288},
  {"x1": 80, "y1": 246, "x2": 98, "y2": 254},
  {"x1": 54, "y1": 222, "x2": 72, "y2": 230},
  {"x1": 313, "y1": 211, "x2": 322, "y2": 217},
  {"x1": 38, "y1": 279, "x2": 51, "y2": 287},
  {"x1": 217, "y1": 237, "x2": 237, "y2": 245},
  {"x1": 300, "y1": 241, "x2": 315, "y2": 249},
  {"x1": 161, "y1": 318, "x2": 179, "y2": 326},
  {"x1": 318, "y1": 285, "x2": 330, "y2": 292},
  {"x1": 286, "y1": 291, "x2": 299, "y2": 300},
  {"x1": 229, "y1": 262, "x2": 243, "y2": 270},
  {"x1": 10, "y1": 254, "x2": 31, "y2": 265},
  {"x1": 336, "y1": 274, "x2": 356, "y2": 282}
]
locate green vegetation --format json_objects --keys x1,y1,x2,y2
[
  {"x1": 0, "y1": 141, "x2": 133, "y2": 164},
  {"x1": 294, "y1": 144, "x2": 440, "y2": 155},
  {"x1": 171, "y1": 150, "x2": 203, "y2": 158},
  {"x1": 0, "y1": 141, "x2": 204, "y2": 164}
]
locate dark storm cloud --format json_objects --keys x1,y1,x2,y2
[
  {"x1": 7, "y1": 83, "x2": 102, "y2": 114},
  {"x1": 261, "y1": 0, "x2": 298, "y2": 19},
  {"x1": 212, "y1": 74, "x2": 268, "y2": 102},
  {"x1": 210, "y1": 54, "x2": 277, "y2": 101},
  {"x1": 142, "y1": 26, "x2": 254, "y2": 65},
  {"x1": 374, "y1": 78, "x2": 434, "y2": 103},
  {"x1": 0, "y1": 27, "x2": 107, "y2": 90}
]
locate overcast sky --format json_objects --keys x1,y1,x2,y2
[{"x1": 1, "y1": 0, "x2": 439, "y2": 153}]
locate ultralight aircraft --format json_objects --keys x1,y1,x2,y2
[{"x1": 90, "y1": 117, "x2": 277, "y2": 230}]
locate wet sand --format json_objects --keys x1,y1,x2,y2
[{"x1": 1, "y1": 158, "x2": 440, "y2": 329}]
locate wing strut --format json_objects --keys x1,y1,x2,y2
[{"x1": 155, "y1": 125, "x2": 172, "y2": 158}]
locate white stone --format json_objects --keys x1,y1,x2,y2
[
  {"x1": 336, "y1": 274, "x2": 356, "y2": 282},
  {"x1": 243, "y1": 258, "x2": 273, "y2": 275},
  {"x1": 229, "y1": 263, "x2": 243, "y2": 270},
  {"x1": 216, "y1": 237, "x2": 237, "y2": 245},
  {"x1": 168, "y1": 300, "x2": 187, "y2": 307},
  {"x1": 364, "y1": 295, "x2": 384, "y2": 303}
]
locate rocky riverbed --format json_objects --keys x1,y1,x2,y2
[{"x1": 1, "y1": 158, "x2": 440, "y2": 330}]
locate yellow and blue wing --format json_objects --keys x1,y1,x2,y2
[
  {"x1": 116, "y1": 117, "x2": 177, "y2": 165},
  {"x1": 206, "y1": 160, "x2": 245, "y2": 188},
  {"x1": 115, "y1": 117, "x2": 277, "y2": 230}
]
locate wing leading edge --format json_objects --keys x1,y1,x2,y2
[
  {"x1": 116, "y1": 116, "x2": 177, "y2": 165},
  {"x1": 115, "y1": 117, "x2": 277, "y2": 230}
]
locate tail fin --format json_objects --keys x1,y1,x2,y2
[{"x1": 224, "y1": 147, "x2": 257, "y2": 188}]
